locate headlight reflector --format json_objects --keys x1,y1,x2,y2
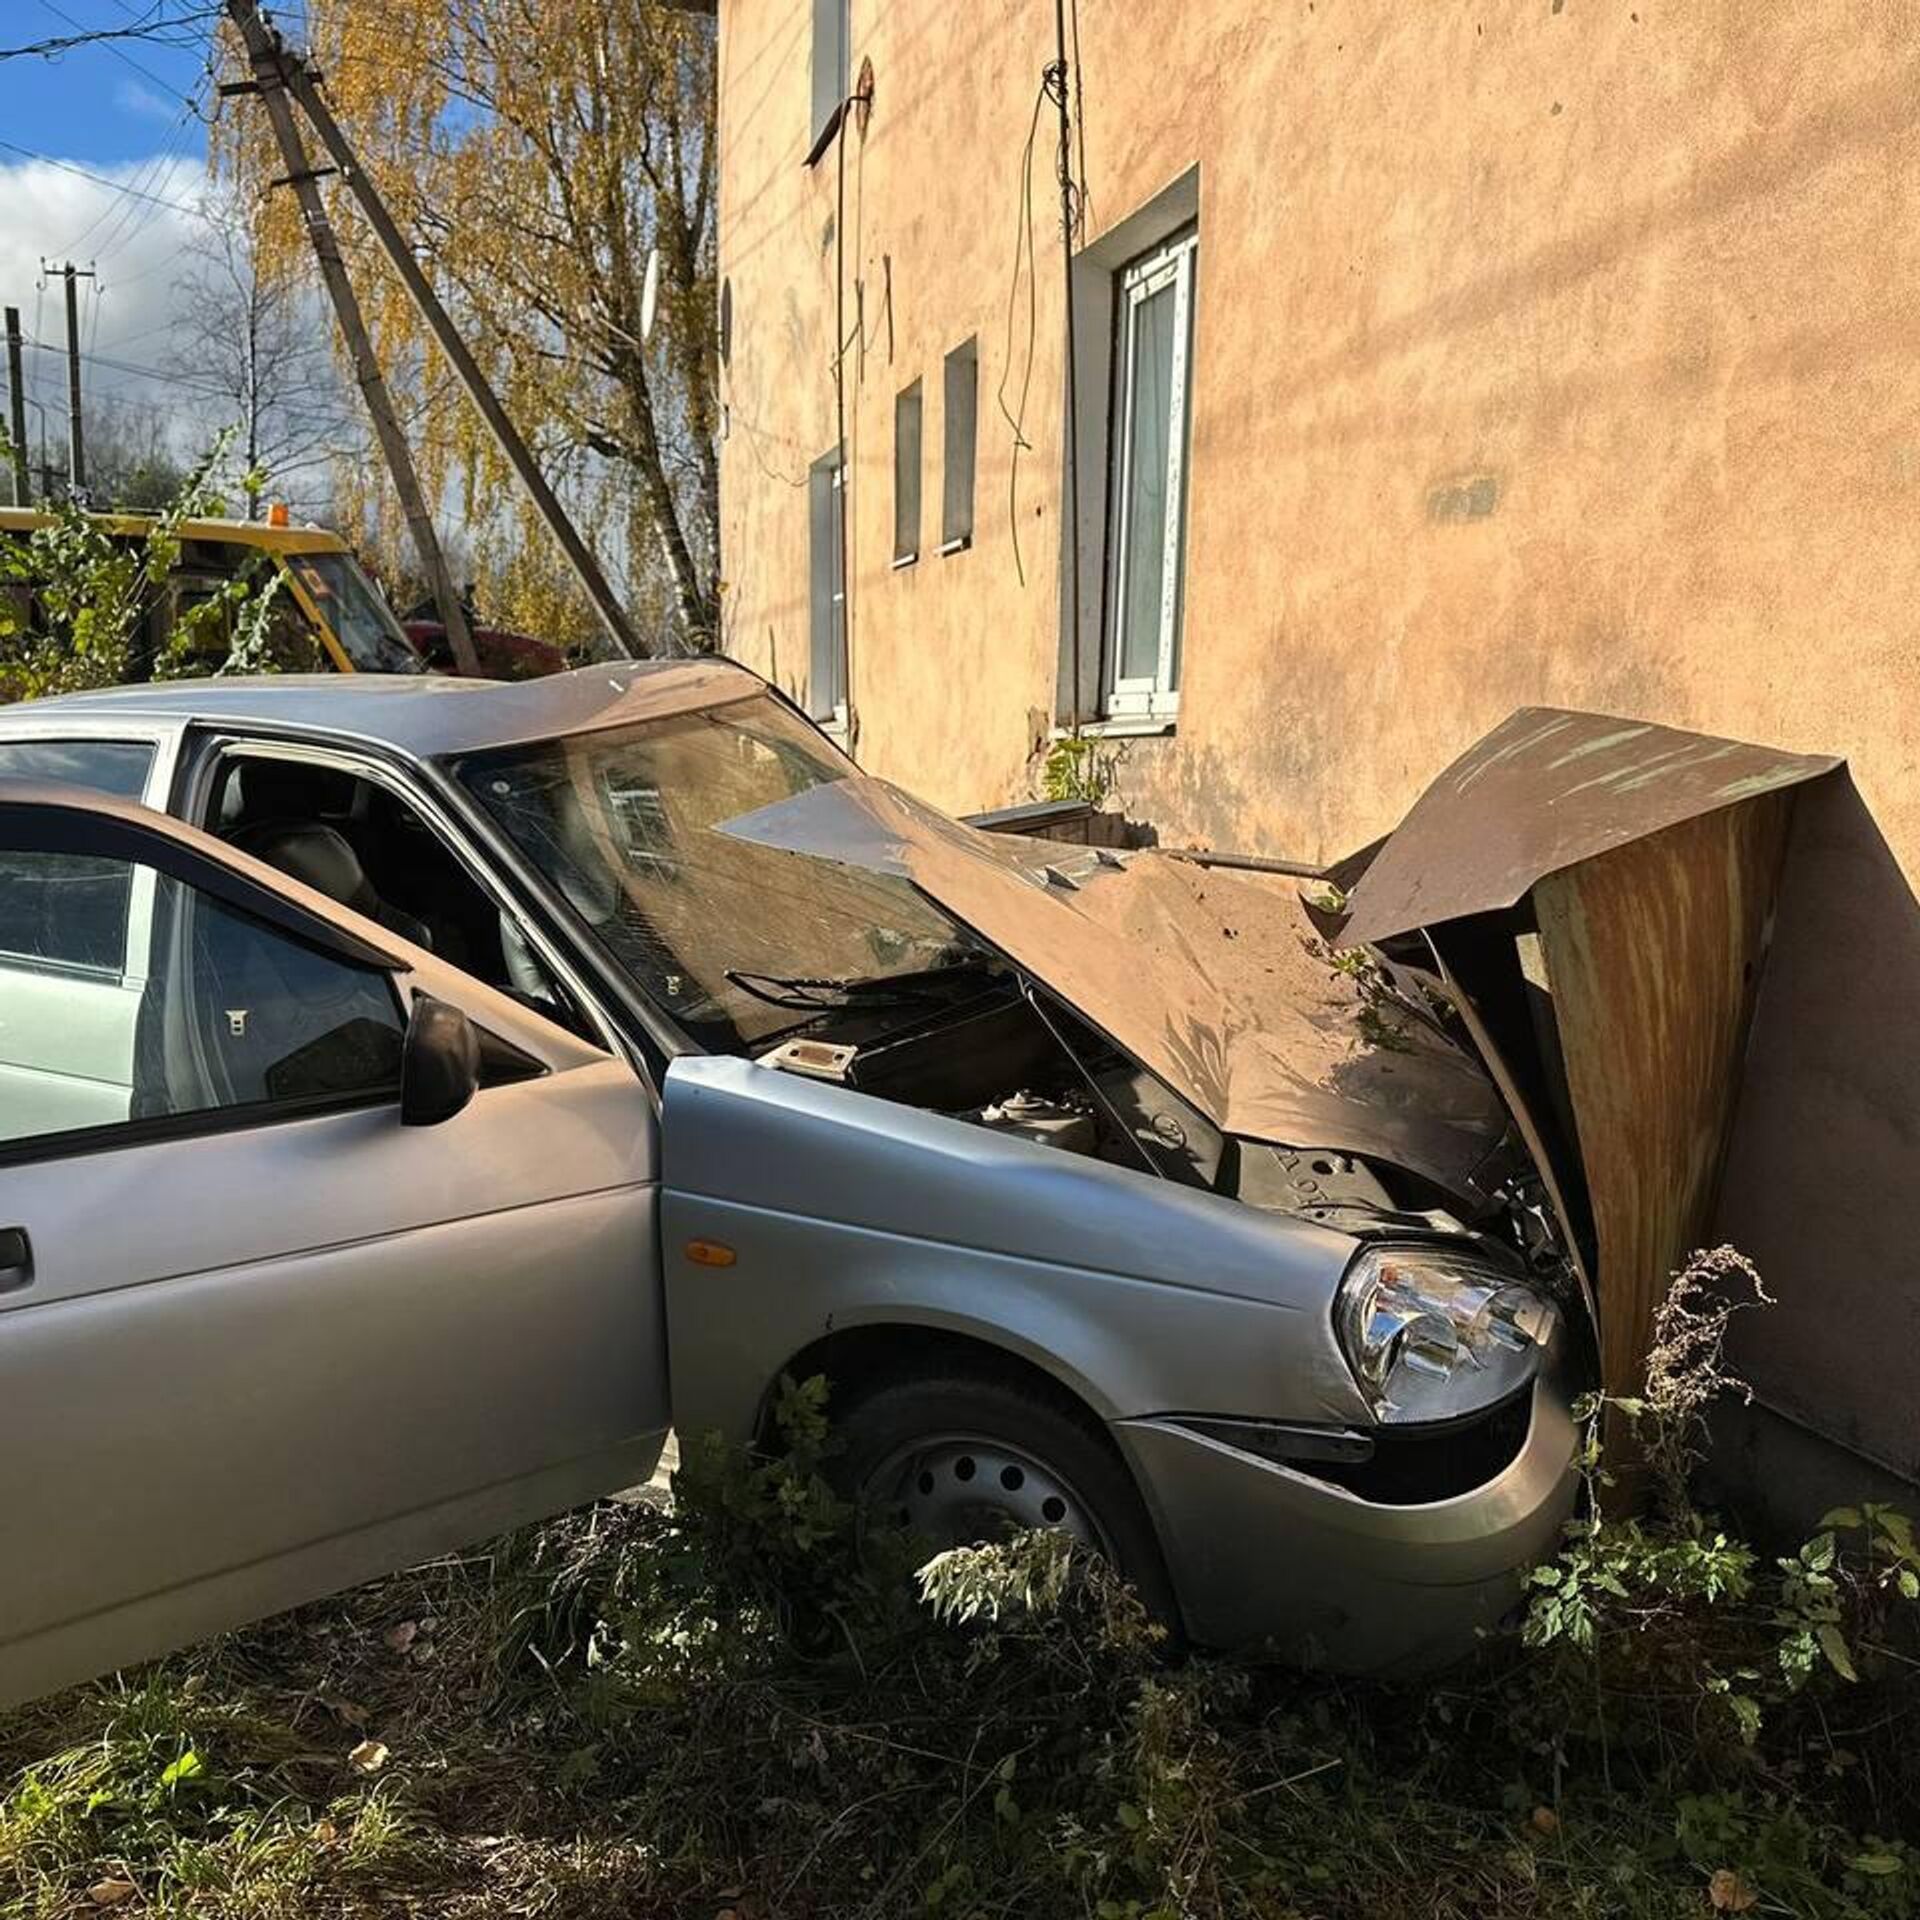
[{"x1": 1334, "y1": 1243, "x2": 1554, "y2": 1423}]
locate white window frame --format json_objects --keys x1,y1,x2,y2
[{"x1": 1102, "y1": 226, "x2": 1196, "y2": 723}]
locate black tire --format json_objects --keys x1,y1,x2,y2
[{"x1": 830, "y1": 1371, "x2": 1179, "y2": 1625}]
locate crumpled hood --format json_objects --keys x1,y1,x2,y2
[{"x1": 719, "y1": 775, "x2": 1509, "y2": 1200}]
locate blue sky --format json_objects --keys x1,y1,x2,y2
[{"x1": 1, "y1": 1, "x2": 214, "y2": 168}]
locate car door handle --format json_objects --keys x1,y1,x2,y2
[{"x1": 0, "y1": 1227, "x2": 32, "y2": 1293}]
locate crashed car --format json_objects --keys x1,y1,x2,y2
[{"x1": 0, "y1": 662, "x2": 1587, "y2": 1706}]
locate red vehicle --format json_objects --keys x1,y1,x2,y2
[{"x1": 400, "y1": 593, "x2": 568, "y2": 679}]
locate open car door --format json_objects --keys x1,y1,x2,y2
[{"x1": 0, "y1": 781, "x2": 667, "y2": 1710}]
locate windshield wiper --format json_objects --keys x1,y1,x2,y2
[{"x1": 724, "y1": 967, "x2": 948, "y2": 1013}]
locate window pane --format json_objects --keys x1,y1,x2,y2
[
  {"x1": 1116, "y1": 279, "x2": 1177, "y2": 684},
  {"x1": 894, "y1": 381, "x2": 922, "y2": 562},
  {"x1": 808, "y1": 448, "x2": 845, "y2": 719},
  {"x1": 942, "y1": 339, "x2": 978, "y2": 546},
  {"x1": 291, "y1": 555, "x2": 423, "y2": 675},
  {"x1": 810, "y1": 0, "x2": 849, "y2": 146},
  {"x1": 0, "y1": 738, "x2": 153, "y2": 798},
  {"x1": 0, "y1": 857, "x2": 403, "y2": 1147}
]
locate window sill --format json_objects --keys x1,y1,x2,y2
[
  {"x1": 1053, "y1": 713, "x2": 1178, "y2": 741},
  {"x1": 939, "y1": 533, "x2": 972, "y2": 556},
  {"x1": 891, "y1": 550, "x2": 918, "y2": 571}
]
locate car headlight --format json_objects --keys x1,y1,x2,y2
[{"x1": 1334, "y1": 1242, "x2": 1556, "y2": 1423}]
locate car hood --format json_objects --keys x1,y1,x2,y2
[{"x1": 719, "y1": 775, "x2": 1510, "y2": 1201}]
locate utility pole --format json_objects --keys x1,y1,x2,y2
[
  {"x1": 219, "y1": 5, "x2": 479, "y2": 674},
  {"x1": 43, "y1": 261, "x2": 95, "y2": 496},
  {"x1": 234, "y1": 5, "x2": 647, "y2": 660},
  {"x1": 4, "y1": 308, "x2": 28, "y2": 506}
]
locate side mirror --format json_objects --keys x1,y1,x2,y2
[{"x1": 400, "y1": 996, "x2": 480, "y2": 1126}]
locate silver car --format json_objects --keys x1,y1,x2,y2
[{"x1": 0, "y1": 664, "x2": 1579, "y2": 1707}]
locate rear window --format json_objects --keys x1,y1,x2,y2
[
  {"x1": 0, "y1": 740, "x2": 154, "y2": 974},
  {"x1": 0, "y1": 738, "x2": 154, "y2": 798}
]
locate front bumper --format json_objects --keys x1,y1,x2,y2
[{"x1": 1114, "y1": 1368, "x2": 1579, "y2": 1671}]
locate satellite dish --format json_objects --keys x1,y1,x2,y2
[{"x1": 639, "y1": 247, "x2": 662, "y2": 344}]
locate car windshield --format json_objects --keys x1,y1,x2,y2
[
  {"x1": 288, "y1": 553, "x2": 424, "y2": 675},
  {"x1": 450, "y1": 695, "x2": 978, "y2": 1048}
]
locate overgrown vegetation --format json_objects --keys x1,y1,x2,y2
[
  {"x1": 0, "y1": 438, "x2": 307, "y2": 705},
  {"x1": 3, "y1": 1271, "x2": 1915, "y2": 1918}
]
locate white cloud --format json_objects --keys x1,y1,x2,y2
[
  {"x1": 113, "y1": 79, "x2": 180, "y2": 124},
  {"x1": 0, "y1": 151, "x2": 214, "y2": 453},
  {"x1": 0, "y1": 150, "x2": 357, "y2": 509}
]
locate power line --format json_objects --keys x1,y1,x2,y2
[
  {"x1": 0, "y1": 138, "x2": 211, "y2": 219},
  {"x1": 31, "y1": 0, "x2": 205, "y2": 108},
  {"x1": 0, "y1": 4, "x2": 218, "y2": 64}
]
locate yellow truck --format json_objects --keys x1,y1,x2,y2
[{"x1": 0, "y1": 507, "x2": 424, "y2": 677}]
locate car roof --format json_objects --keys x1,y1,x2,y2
[{"x1": 1, "y1": 657, "x2": 771, "y2": 759}]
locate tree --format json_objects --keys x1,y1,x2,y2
[
  {"x1": 78, "y1": 395, "x2": 190, "y2": 512},
  {"x1": 216, "y1": 0, "x2": 719, "y2": 651},
  {"x1": 168, "y1": 185, "x2": 353, "y2": 519}
]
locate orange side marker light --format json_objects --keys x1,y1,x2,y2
[{"x1": 684, "y1": 1238, "x2": 737, "y2": 1268}]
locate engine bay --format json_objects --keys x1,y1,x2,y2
[{"x1": 751, "y1": 960, "x2": 1565, "y2": 1281}]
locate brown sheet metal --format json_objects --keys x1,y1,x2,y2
[
  {"x1": 1712, "y1": 774, "x2": 1920, "y2": 1483},
  {"x1": 1531, "y1": 793, "x2": 1795, "y2": 1401},
  {"x1": 721, "y1": 777, "x2": 1510, "y2": 1196},
  {"x1": 1342, "y1": 708, "x2": 1837, "y2": 949}
]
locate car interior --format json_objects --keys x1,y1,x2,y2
[{"x1": 204, "y1": 754, "x2": 595, "y2": 1040}]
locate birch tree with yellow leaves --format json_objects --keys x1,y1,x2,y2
[{"x1": 217, "y1": 0, "x2": 718, "y2": 653}]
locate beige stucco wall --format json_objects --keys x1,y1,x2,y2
[{"x1": 717, "y1": 2, "x2": 1920, "y2": 872}]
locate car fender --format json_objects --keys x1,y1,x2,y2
[{"x1": 658, "y1": 1055, "x2": 1373, "y2": 1447}]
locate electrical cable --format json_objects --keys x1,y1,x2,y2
[{"x1": 995, "y1": 75, "x2": 1047, "y2": 590}]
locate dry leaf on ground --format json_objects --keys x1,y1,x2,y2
[{"x1": 1709, "y1": 1867, "x2": 1759, "y2": 1912}]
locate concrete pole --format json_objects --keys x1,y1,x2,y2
[
  {"x1": 222, "y1": 3, "x2": 479, "y2": 674},
  {"x1": 45, "y1": 263, "x2": 96, "y2": 495},
  {"x1": 273, "y1": 30, "x2": 649, "y2": 659}
]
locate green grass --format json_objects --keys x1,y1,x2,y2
[{"x1": 2, "y1": 1397, "x2": 1915, "y2": 1919}]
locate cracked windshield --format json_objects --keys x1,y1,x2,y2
[{"x1": 453, "y1": 695, "x2": 976, "y2": 1048}]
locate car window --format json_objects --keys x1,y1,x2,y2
[
  {"x1": 0, "y1": 850, "x2": 404, "y2": 1148},
  {"x1": 0, "y1": 738, "x2": 154, "y2": 798}
]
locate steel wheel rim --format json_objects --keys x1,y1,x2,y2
[{"x1": 861, "y1": 1431, "x2": 1116, "y2": 1560}]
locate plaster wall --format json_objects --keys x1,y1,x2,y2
[{"x1": 717, "y1": 2, "x2": 1920, "y2": 870}]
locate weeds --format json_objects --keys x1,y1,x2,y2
[{"x1": 3, "y1": 1262, "x2": 1916, "y2": 1918}]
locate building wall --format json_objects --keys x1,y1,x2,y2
[{"x1": 717, "y1": 2, "x2": 1920, "y2": 874}]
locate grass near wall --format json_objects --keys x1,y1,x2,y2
[{"x1": 1, "y1": 1374, "x2": 1915, "y2": 1920}]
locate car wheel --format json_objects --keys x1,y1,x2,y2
[{"x1": 831, "y1": 1372, "x2": 1178, "y2": 1623}]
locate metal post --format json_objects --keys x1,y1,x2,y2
[
  {"x1": 268, "y1": 29, "x2": 648, "y2": 659},
  {"x1": 222, "y1": 3, "x2": 479, "y2": 674},
  {"x1": 4, "y1": 308, "x2": 29, "y2": 506}
]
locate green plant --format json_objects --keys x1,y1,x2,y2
[
  {"x1": 3, "y1": 1355, "x2": 1914, "y2": 1919},
  {"x1": 0, "y1": 433, "x2": 310, "y2": 704},
  {"x1": 1042, "y1": 731, "x2": 1125, "y2": 808}
]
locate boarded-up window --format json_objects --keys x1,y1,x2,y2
[
  {"x1": 893, "y1": 381, "x2": 922, "y2": 565},
  {"x1": 808, "y1": 446, "x2": 846, "y2": 720},
  {"x1": 942, "y1": 337, "x2": 977, "y2": 551}
]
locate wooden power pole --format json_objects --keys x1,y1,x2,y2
[
  {"x1": 4, "y1": 308, "x2": 28, "y2": 507},
  {"x1": 223, "y1": 0, "x2": 646, "y2": 661},
  {"x1": 222, "y1": 2, "x2": 479, "y2": 674}
]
